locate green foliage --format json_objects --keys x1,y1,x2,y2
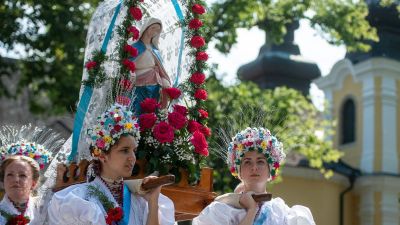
[
  {"x1": 204, "y1": 72, "x2": 342, "y2": 193},
  {"x1": 1, "y1": 0, "x2": 101, "y2": 114},
  {"x1": 205, "y1": 0, "x2": 382, "y2": 53}
]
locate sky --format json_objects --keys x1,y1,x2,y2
[{"x1": 207, "y1": 19, "x2": 347, "y2": 108}]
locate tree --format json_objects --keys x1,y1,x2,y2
[
  {"x1": 0, "y1": 1, "x2": 101, "y2": 114},
  {"x1": 206, "y1": 0, "x2": 399, "y2": 54},
  {"x1": 204, "y1": 71, "x2": 342, "y2": 193}
]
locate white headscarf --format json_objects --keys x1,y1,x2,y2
[{"x1": 138, "y1": 17, "x2": 163, "y2": 49}]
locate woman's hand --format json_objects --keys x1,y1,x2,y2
[
  {"x1": 239, "y1": 192, "x2": 258, "y2": 211},
  {"x1": 238, "y1": 192, "x2": 258, "y2": 225},
  {"x1": 142, "y1": 176, "x2": 161, "y2": 225}
]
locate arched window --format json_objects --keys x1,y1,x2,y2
[{"x1": 341, "y1": 98, "x2": 356, "y2": 144}]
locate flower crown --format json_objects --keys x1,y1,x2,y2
[
  {"x1": 86, "y1": 103, "x2": 141, "y2": 157},
  {"x1": 0, "y1": 141, "x2": 53, "y2": 170},
  {"x1": 227, "y1": 127, "x2": 286, "y2": 180}
]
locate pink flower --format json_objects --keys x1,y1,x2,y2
[
  {"x1": 96, "y1": 139, "x2": 106, "y2": 149},
  {"x1": 189, "y1": 18, "x2": 203, "y2": 29},
  {"x1": 153, "y1": 122, "x2": 175, "y2": 143},
  {"x1": 163, "y1": 87, "x2": 182, "y2": 100},
  {"x1": 139, "y1": 113, "x2": 157, "y2": 131},
  {"x1": 85, "y1": 61, "x2": 97, "y2": 70},
  {"x1": 129, "y1": 7, "x2": 142, "y2": 21},
  {"x1": 196, "y1": 51, "x2": 208, "y2": 61},
  {"x1": 123, "y1": 59, "x2": 136, "y2": 72},
  {"x1": 191, "y1": 131, "x2": 209, "y2": 156},
  {"x1": 190, "y1": 35, "x2": 205, "y2": 48},
  {"x1": 115, "y1": 95, "x2": 131, "y2": 106},
  {"x1": 192, "y1": 4, "x2": 206, "y2": 14},
  {"x1": 173, "y1": 104, "x2": 188, "y2": 116},
  {"x1": 168, "y1": 111, "x2": 187, "y2": 129},
  {"x1": 194, "y1": 89, "x2": 208, "y2": 100},
  {"x1": 127, "y1": 26, "x2": 140, "y2": 40},
  {"x1": 190, "y1": 72, "x2": 206, "y2": 85},
  {"x1": 124, "y1": 45, "x2": 138, "y2": 57},
  {"x1": 140, "y1": 98, "x2": 160, "y2": 113},
  {"x1": 119, "y1": 79, "x2": 133, "y2": 91}
]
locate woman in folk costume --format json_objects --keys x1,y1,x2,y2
[
  {"x1": 192, "y1": 127, "x2": 316, "y2": 225},
  {"x1": 130, "y1": 17, "x2": 172, "y2": 115},
  {"x1": 0, "y1": 125, "x2": 63, "y2": 225},
  {"x1": 48, "y1": 103, "x2": 175, "y2": 225}
]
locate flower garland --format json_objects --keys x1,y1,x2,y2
[
  {"x1": 0, "y1": 206, "x2": 30, "y2": 225},
  {"x1": 81, "y1": 0, "x2": 211, "y2": 183},
  {"x1": 0, "y1": 142, "x2": 52, "y2": 170},
  {"x1": 87, "y1": 185, "x2": 123, "y2": 225}
]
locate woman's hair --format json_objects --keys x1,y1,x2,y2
[
  {"x1": 0, "y1": 155, "x2": 40, "y2": 183},
  {"x1": 88, "y1": 134, "x2": 136, "y2": 178}
]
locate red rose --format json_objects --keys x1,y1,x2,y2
[
  {"x1": 198, "y1": 109, "x2": 208, "y2": 119},
  {"x1": 173, "y1": 104, "x2": 188, "y2": 116},
  {"x1": 200, "y1": 126, "x2": 211, "y2": 137},
  {"x1": 129, "y1": 7, "x2": 142, "y2": 21},
  {"x1": 8, "y1": 215, "x2": 30, "y2": 225},
  {"x1": 194, "y1": 89, "x2": 208, "y2": 100},
  {"x1": 139, "y1": 113, "x2": 157, "y2": 131},
  {"x1": 85, "y1": 61, "x2": 97, "y2": 70},
  {"x1": 153, "y1": 121, "x2": 175, "y2": 143},
  {"x1": 187, "y1": 120, "x2": 201, "y2": 133},
  {"x1": 196, "y1": 51, "x2": 208, "y2": 61},
  {"x1": 168, "y1": 111, "x2": 187, "y2": 130},
  {"x1": 273, "y1": 162, "x2": 280, "y2": 169},
  {"x1": 188, "y1": 18, "x2": 203, "y2": 29},
  {"x1": 192, "y1": 4, "x2": 206, "y2": 14},
  {"x1": 127, "y1": 26, "x2": 140, "y2": 40},
  {"x1": 163, "y1": 87, "x2": 182, "y2": 100},
  {"x1": 190, "y1": 35, "x2": 205, "y2": 48},
  {"x1": 119, "y1": 79, "x2": 133, "y2": 91},
  {"x1": 124, "y1": 45, "x2": 138, "y2": 57},
  {"x1": 123, "y1": 59, "x2": 136, "y2": 72},
  {"x1": 190, "y1": 72, "x2": 206, "y2": 85},
  {"x1": 115, "y1": 95, "x2": 131, "y2": 106},
  {"x1": 191, "y1": 131, "x2": 209, "y2": 156},
  {"x1": 140, "y1": 98, "x2": 160, "y2": 113}
]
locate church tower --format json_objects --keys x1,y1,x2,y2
[{"x1": 315, "y1": 1, "x2": 400, "y2": 224}]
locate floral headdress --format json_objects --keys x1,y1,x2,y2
[
  {"x1": 227, "y1": 127, "x2": 286, "y2": 180},
  {"x1": 86, "y1": 103, "x2": 141, "y2": 158},
  {"x1": 0, "y1": 125, "x2": 64, "y2": 170}
]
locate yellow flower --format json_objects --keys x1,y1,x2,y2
[
  {"x1": 261, "y1": 141, "x2": 267, "y2": 149},
  {"x1": 124, "y1": 123, "x2": 133, "y2": 130},
  {"x1": 104, "y1": 136, "x2": 112, "y2": 143},
  {"x1": 237, "y1": 144, "x2": 244, "y2": 151},
  {"x1": 29, "y1": 152, "x2": 35, "y2": 158}
]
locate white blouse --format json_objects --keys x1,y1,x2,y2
[
  {"x1": 47, "y1": 177, "x2": 175, "y2": 225},
  {"x1": 0, "y1": 195, "x2": 40, "y2": 225},
  {"x1": 192, "y1": 197, "x2": 315, "y2": 225}
]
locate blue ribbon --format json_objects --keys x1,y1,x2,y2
[
  {"x1": 120, "y1": 184, "x2": 132, "y2": 225},
  {"x1": 171, "y1": 0, "x2": 185, "y2": 87},
  {"x1": 254, "y1": 206, "x2": 269, "y2": 225},
  {"x1": 68, "y1": 1, "x2": 123, "y2": 161}
]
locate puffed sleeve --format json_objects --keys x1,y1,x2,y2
[
  {"x1": 192, "y1": 201, "x2": 247, "y2": 225},
  {"x1": 131, "y1": 193, "x2": 175, "y2": 225},
  {"x1": 268, "y1": 198, "x2": 316, "y2": 225},
  {"x1": 47, "y1": 184, "x2": 107, "y2": 225}
]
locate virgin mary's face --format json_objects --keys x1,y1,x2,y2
[{"x1": 144, "y1": 23, "x2": 161, "y2": 39}]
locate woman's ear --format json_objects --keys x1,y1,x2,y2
[{"x1": 31, "y1": 180, "x2": 38, "y2": 190}]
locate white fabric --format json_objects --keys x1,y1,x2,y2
[
  {"x1": 192, "y1": 197, "x2": 315, "y2": 225},
  {"x1": 0, "y1": 195, "x2": 41, "y2": 225},
  {"x1": 47, "y1": 177, "x2": 175, "y2": 225},
  {"x1": 136, "y1": 47, "x2": 156, "y2": 75}
]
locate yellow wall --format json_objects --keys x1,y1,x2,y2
[
  {"x1": 269, "y1": 175, "x2": 357, "y2": 225},
  {"x1": 332, "y1": 75, "x2": 363, "y2": 168},
  {"x1": 374, "y1": 77, "x2": 382, "y2": 171}
]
